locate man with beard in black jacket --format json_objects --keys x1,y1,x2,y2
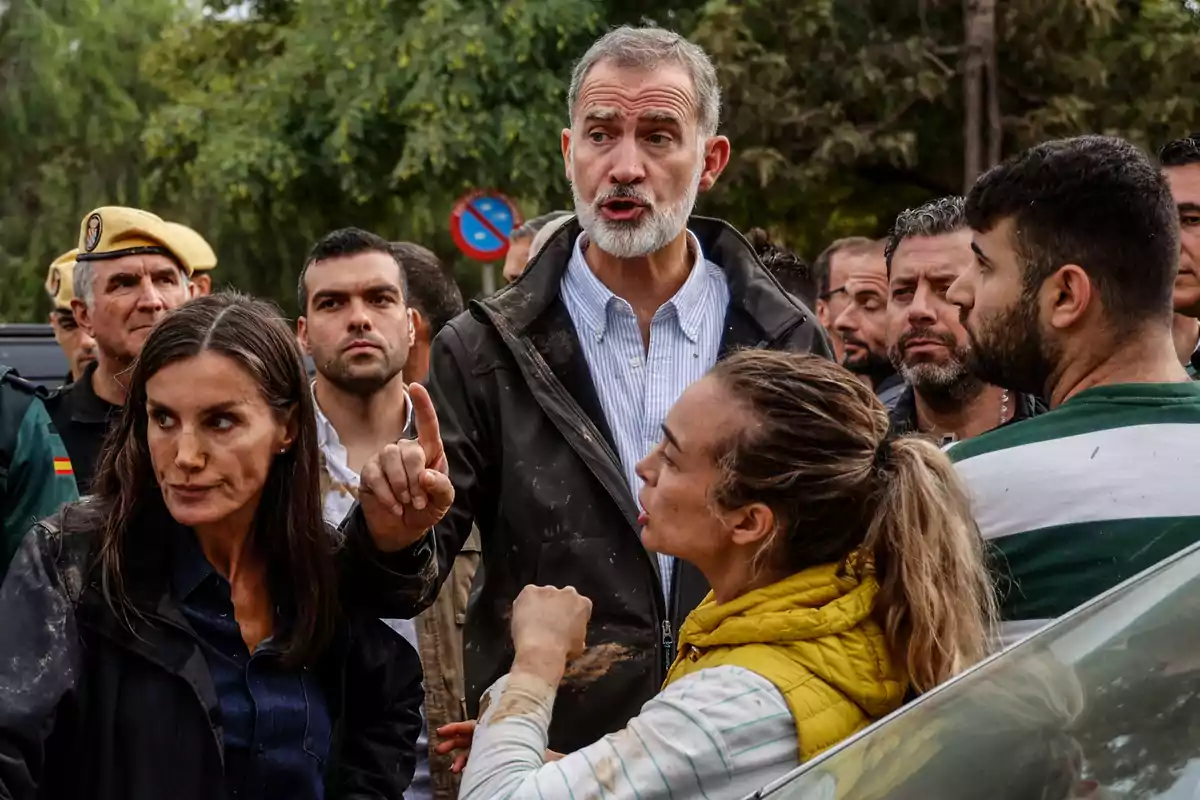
[
  {"x1": 884, "y1": 197, "x2": 1044, "y2": 442},
  {"x1": 364, "y1": 26, "x2": 830, "y2": 754}
]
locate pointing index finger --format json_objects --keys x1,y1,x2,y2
[{"x1": 409, "y1": 383, "x2": 444, "y2": 469}]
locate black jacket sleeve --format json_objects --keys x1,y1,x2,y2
[
  {"x1": 330, "y1": 618, "x2": 424, "y2": 800},
  {"x1": 424, "y1": 322, "x2": 495, "y2": 584},
  {"x1": 336, "y1": 515, "x2": 440, "y2": 620},
  {"x1": 0, "y1": 524, "x2": 83, "y2": 799}
]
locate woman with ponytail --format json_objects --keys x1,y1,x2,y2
[{"x1": 449, "y1": 350, "x2": 996, "y2": 800}]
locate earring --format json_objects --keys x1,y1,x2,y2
[{"x1": 278, "y1": 448, "x2": 286, "y2": 454}]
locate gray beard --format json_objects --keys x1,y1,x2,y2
[
  {"x1": 570, "y1": 150, "x2": 702, "y2": 259},
  {"x1": 900, "y1": 359, "x2": 986, "y2": 404}
]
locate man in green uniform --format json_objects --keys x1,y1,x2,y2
[{"x1": 0, "y1": 366, "x2": 79, "y2": 569}]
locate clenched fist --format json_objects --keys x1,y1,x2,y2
[
  {"x1": 359, "y1": 383, "x2": 454, "y2": 552},
  {"x1": 511, "y1": 585, "x2": 594, "y2": 662}
]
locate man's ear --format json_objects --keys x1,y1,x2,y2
[
  {"x1": 698, "y1": 135, "x2": 732, "y2": 193},
  {"x1": 561, "y1": 129, "x2": 573, "y2": 182},
  {"x1": 407, "y1": 308, "x2": 420, "y2": 348},
  {"x1": 296, "y1": 316, "x2": 312, "y2": 355},
  {"x1": 71, "y1": 298, "x2": 95, "y2": 337},
  {"x1": 1044, "y1": 264, "x2": 1094, "y2": 331},
  {"x1": 816, "y1": 298, "x2": 831, "y2": 331}
]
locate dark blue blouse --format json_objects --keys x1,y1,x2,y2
[{"x1": 172, "y1": 527, "x2": 332, "y2": 800}]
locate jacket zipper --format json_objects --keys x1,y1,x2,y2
[{"x1": 661, "y1": 619, "x2": 674, "y2": 675}]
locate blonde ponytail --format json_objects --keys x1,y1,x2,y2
[
  {"x1": 865, "y1": 436, "x2": 997, "y2": 692},
  {"x1": 708, "y1": 350, "x2": 996, "y2": 696}
]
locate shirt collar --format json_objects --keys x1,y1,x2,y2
[
  {"x1": 563, "y1": 230, "x2": 712, "y2": 344},
  {"x1": 171, "y1": 523, "x2": 217, "y2": 602},
  {"x1": 73, "y1": 360, "x2": 120, "y2": 424},
  {"x1": 310, "y1": 380, "x2": 415, "y2": 453}
]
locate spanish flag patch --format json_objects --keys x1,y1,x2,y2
[{"x1": 53, "y1": 457, "x2": 73, "y2": 476}]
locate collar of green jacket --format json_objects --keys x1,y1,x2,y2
[
  {"x1": 675, "y1": 562, "x2": 908, "y2": 720},
  {"x1": 480, "y1": 215, "x2": 815, "y2": 348}
]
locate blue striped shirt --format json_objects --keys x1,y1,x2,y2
[{"x1": 561, "y1": 232, "x2": 730, "y2": 602}]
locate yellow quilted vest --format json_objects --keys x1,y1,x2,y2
[{"x1": 663, "y1": 562, "x2": 908, "y2": 762}]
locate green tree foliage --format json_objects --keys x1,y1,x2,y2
[
  {"x1": 691, "y1": 0, "x2": 1200, "y2": 256},
  {"x1": 1, "y1": 0, "x2": 1198, "y2": 320},
  {"x1": 0, "y1": 0, "x2": 182, "y2": 321},
  {"x1": 139, "y1": 0, "x2": 693, "y2": 309}
]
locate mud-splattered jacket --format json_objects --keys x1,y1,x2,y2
[
  {"x1": 0, "y1": 502, "x2": 438, "y2": 800},
  {"x1": 421, "y1": 215, "x2": 831, "y2": 753}
]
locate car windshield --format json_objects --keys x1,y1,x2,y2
[{"x1": 750, "y1": 541, "x2": 1200, "y2": 800}]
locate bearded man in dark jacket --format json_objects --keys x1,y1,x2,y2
[{"x1": 362, "y1": 26, "x2": 832, "y2": 753}]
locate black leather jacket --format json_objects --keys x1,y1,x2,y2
[{"x1": 0, "y1": 505, "x2": 436, "y2": 800}]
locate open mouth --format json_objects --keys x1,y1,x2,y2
[{"x1": 600, "y1": 198, "x2": 647, "y2": 221}]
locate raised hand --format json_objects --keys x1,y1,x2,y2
[
  {"x1": 511, "y1": 585, "x2": 593, "y2": 662},
  {"x1": 358, "y1": 383, "x2": 453, "y2": 551}
]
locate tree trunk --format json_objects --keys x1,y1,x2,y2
[{"x1": 963, "y1": 0, "x2": 998, "y2": 192}]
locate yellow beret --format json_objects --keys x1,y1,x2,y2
[
  {"x1": 45, "y1": 249, "x2": 79, "y2": 310},
  {"x1": 163, "y1": 222, "x2": 217, "y2": 272},
  {"x1": 75, "y1": 206, "x2": 201, "y2": 277}
]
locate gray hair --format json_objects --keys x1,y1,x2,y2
[
  {"x1": 73, "y1": 258, "x2": 189, "y2": 307},
  {"x1": 511, "y1": 210, "x2": 572, "y2": 242},
  {"x1": 567, "y1": 26, "x2": 721, "y2": 139},
  {"x1": 885, "y1": 196, "x2": 967, "y2": 271}
]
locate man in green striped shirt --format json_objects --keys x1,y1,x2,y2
[{"x1": 945, "y1": 135, "x2": 1197, "y2": 646}]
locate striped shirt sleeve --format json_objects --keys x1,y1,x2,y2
[{"x1": 459, "y1": 665, "x2": 798, "y2": 800}]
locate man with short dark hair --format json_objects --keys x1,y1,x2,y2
[
  {"x1": 945, "y1": 135, "x2": 1200, "y2": 646},
  {"x1": 297, "y1": 226, "x2": 439, "y2": 794},
  {"x1": 1157, "y1": 134, "x2": 1200, "y2": 374},
  {"x1": 884, "y1": 196, "x2": 1042, "y2": 442},
  {"x1": 503, "y1": 211, "x2": 572, "y2": 284},
  {"x1": 45, "y1": 206, "x2": 199, "y2": 491},
  {"x1": 390, "y1": 242, "x2": 465, "y2": 385},
  {"x1": 746, "y1": 228, "x2": 819, "y2": 309}
]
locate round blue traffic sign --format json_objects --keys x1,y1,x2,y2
[{"x1": 450, "y1": 191, "x2": 523, "y2": 261}]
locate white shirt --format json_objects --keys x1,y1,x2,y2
[
  {"x1": 559, "y1": 231, "x2": 730, "y2": 601},
  {"x1": 460, "y1": 665, "x2": 798, "y2": 800},
  {"x1": 312, "y1": 382, "x2": 413, "y2": 526}
]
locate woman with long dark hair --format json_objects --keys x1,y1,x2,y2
[
  {"x1": 0, "y1": 293, "x2": 453, "y2": 799},
  {"x1": 445, "y1": 350, "x2": 996, "y2": 799}
]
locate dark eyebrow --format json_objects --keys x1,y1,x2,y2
[
  {"x1": 147, "y1": 399, "x2": 246, "y2": 415},
  {"x1": 362, "y1": 283, "x2": 402, "y2": 295},
  {"x1": 310, "y1": 289, "x2": 348, "y2": 304},
  {"x1": 971, "y1": 241, "x2": 993, "y2": 266},
  {"x1": 660, "y1": 424, "x2": 683, "y2": 453},
  {"x1": 312, "y1": 283, "x2": 400, "y2": 302},
  {"x1": 1179, "y1": 202, "x2": 1200, "y2": 214}
]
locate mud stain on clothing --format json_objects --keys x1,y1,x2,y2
[
  {"x1": 563, "y1": 642, "x2": 633, "y2": 686},
  {"x1": 490, "y1": 673, "x2": 555, "y2": 725}
]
